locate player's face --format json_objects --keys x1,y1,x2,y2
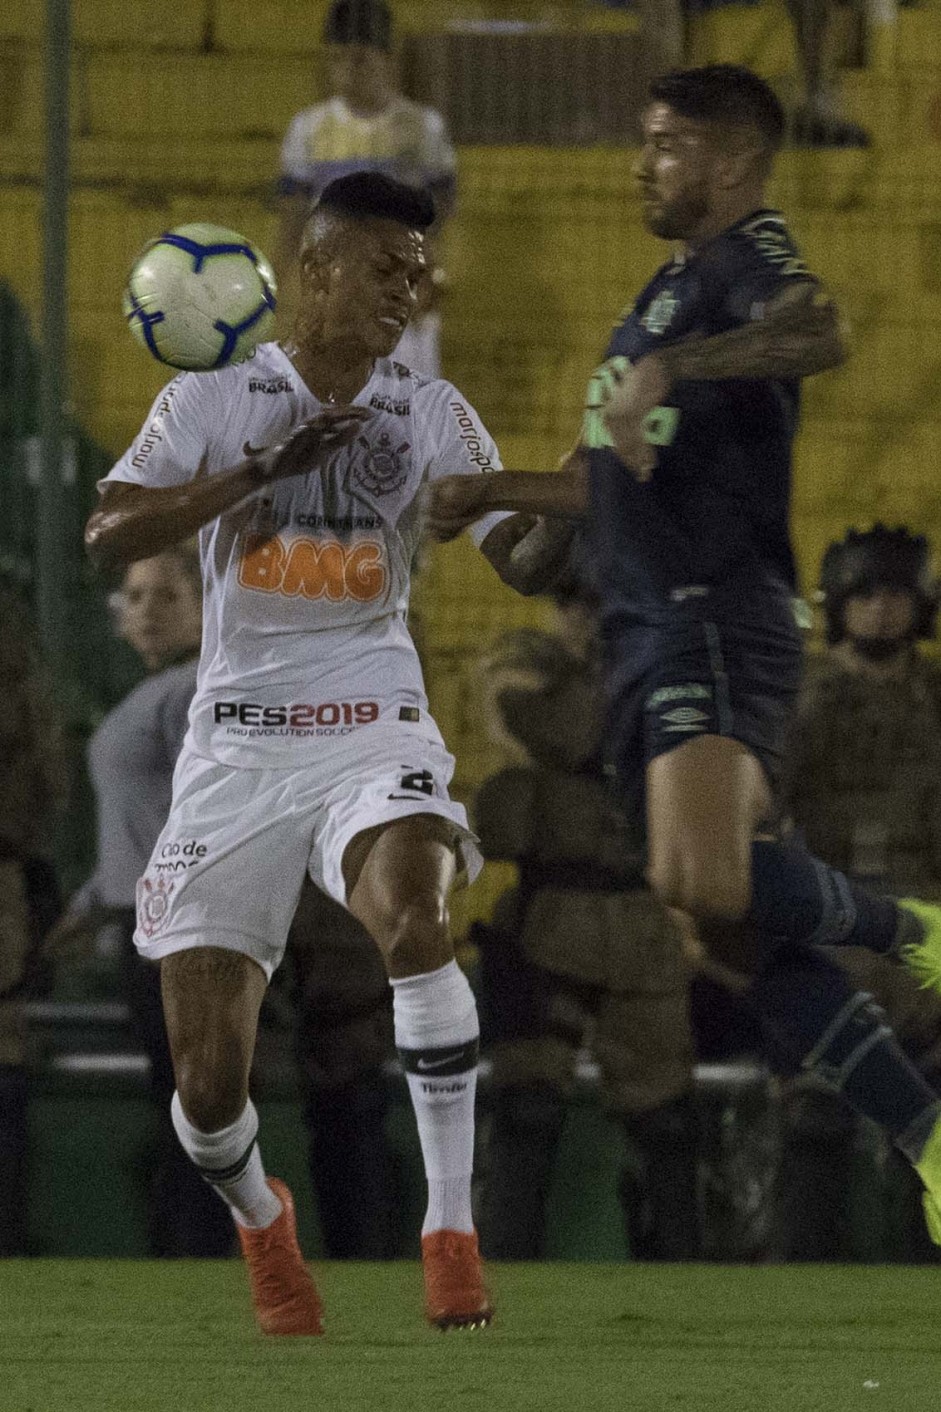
[
  {"x1": 118, "y1": 556, "x2": 202, "y2": 669},
  {"x1": 633, "y1": 103, "x2": 720, "y2": 241},
  {"x1": 325, "y1": 43, "x2": 394, "y2": 111},
  {"x1": 844, "y1": 587, "x2": 917, "y2": 645},
  {"x1": 319, "y1": 221, "x2": 426, "y2": 356}
]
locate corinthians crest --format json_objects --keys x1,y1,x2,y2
[
  {"x1": 354, "y1": 431, "x2": 410, "y2": 497},
  {"x1": 137, "y1": 874, "x2": 176, "y2": 938}
]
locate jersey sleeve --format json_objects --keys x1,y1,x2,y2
[
  {"x1": 101, "y1": 372, "x2": 212, "y2": 490},
  {"x1": 702, "y1": 213, "x2": 820, "y2": 326},
  {"x1": 416, "y1": 381, "x2": 512, "y2": 546}
]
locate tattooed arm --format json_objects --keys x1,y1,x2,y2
[
  {"x1": 604, "y1": 282, "x2": 848, "y2": 479},
  {"x1": 657, "y1": 281, "x2": 847, "y2": 382}
]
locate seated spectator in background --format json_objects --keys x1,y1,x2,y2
[
  {"x1": 778, "y1": 523, "x2": 941, "y2": 1260},
  {"x1": 53, "y1": 548, "x2": 398, "y2": 1258},
  {"x1": 0, "y1": 577, "x2": 66, "y2": 1254},
  {"x1": 598, "y1": 0, "x2": 868, "y2": 146},
  {"x1": 783, "y1": 0, "x2": 869, "y2": 147},
  {"x1": 275, "y1": 0, "x2": 455, "y2": 374},
  {"x1": 281, "y1": 879, "x2": 398, "y2": 1260},
  {"x1": 471, "y1": 563, "x2": 700, "y2": 1262},
  {"x1": 49, "y1": 549, "x2": 233, "y2": 1257}
]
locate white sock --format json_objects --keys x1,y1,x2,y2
[
  {"x1": 392, "y1": 959, "x2": 479, "y2": 1237},
  {"x1": 170, "y1": 1092, "x2": 283, "y2": 1230}
]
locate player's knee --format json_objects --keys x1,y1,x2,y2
[
  {"x1": 175, "y1": 1046, "x2": 249, "y2": 1132},
  {"x1": 375, "y1": 895, "x2": 453, "y2": 976},
  {"x1": 647, "y1": 855, "x2": 750, "y2": 924}
]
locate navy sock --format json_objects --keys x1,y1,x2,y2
[
  {"x1": 749, "y1": 840, "x2": 899, "y2": 960},
  {"x1": 748, "y1": 944, "x2": 940, "y2": 1150}
]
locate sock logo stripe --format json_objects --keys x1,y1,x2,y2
[
  {"x1": 196, "y1": 1138, "x2": 257, "y2": 1186},
  {"x1": 398, "y1": 1038, "x2": 479, "y2": 1077}
]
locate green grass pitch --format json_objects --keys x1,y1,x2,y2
[{"x1": 2, "y1": 1261, "x2": 939, "y2": 1412}]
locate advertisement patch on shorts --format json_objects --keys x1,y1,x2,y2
[{"x1": 212, "y1": 699, "x2": 380, "y2": 740}]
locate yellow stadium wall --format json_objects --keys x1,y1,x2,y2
[{"x1": 6, "y1": 2, "x2": 941, "y2": 929}]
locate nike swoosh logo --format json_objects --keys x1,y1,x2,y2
[
  {"x1": 387, "y1": 793, "x2": 432, "y2": 800},
  {"x1": 417, "y1": 1054, "x2": 464, "y2": 1071},
  {"x1": 243, "y1": 441, "x2": 267, "y2": 458}
]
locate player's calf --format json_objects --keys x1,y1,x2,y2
[
  {"x1": 372, "y1": 896, "x2": 454, "y2": 978},
  {"x1": 647, "y1": 859, "x2": 751, "y2": 926}
]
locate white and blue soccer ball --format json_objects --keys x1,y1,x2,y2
[{"x1": 123, "y1": 222, "x2": 277, "y2": 371}]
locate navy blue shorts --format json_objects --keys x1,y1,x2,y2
[{"x1": 606, "y1": 587, "x2": 804, "y2": 804}]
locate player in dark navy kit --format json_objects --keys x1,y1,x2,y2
[{"x1": 430, "y1": 65, "x2": 941, "y2": 1240}]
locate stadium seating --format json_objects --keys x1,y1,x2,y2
[{"x1": 4, "y1": 1, "x2": 941, "y2": 929}]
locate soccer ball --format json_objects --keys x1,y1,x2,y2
[{"x1": 123, "y1": 222, "x2": 277, "y2": 371}]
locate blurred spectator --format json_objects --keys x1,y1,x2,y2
[
  {"x1": 282, "y1": 881, "x2": 398, "y2": 1259},
  {"x1": 55, "y1": 549, "x2": 398, "y2": 1258},
  {"x1": 275, "y1": 0, "x2": 456, "y2": 374},
  {"x1": 48, "y1": 549, "x2": 234, "y2": 1257},
  {"x1": 0, "y1": 578, "x2": 66, "y2": 1254},
  {"x1": 777, "y1": 523, "x2": 941, "y2": 1260},
  {"x1": 471, "y1": 563, "x2": 700, "y2": 1261},
  {"x1": 598, "y1": 0, "x2": 869, "y2": 146},
  {"x1": 784, "y1": 0, "x2": 870, "y2": 147}
]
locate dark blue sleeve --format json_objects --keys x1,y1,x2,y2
[{"x1": 698, "y1": 214, "x2": 818, "y2": 328}]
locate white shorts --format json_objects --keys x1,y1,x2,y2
[{"x1": 133, "y1": 724, "x2": 481, "y2": 980}]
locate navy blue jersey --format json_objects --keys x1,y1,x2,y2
[{"x1": 587, "y1": 209, "x2": 816, "y2": 624}]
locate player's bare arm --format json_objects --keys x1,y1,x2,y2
[
  {"x1": 605, "y1": 282, "x2": 847, "y2": 476},
  {"x1": 85, "y1": 406, "x2": 369, "y2": 572},
  {"x1": 661, "y1": 281, "x2": 846, "y2": 381},
  {"x1": 428, "y1": 450, "x2": 589, "y2": 543},
  {"x1": 478, "y1": 513, "x2": 576, "y2": 596}
]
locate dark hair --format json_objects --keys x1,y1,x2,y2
[
  {"x1": 819, "y1": 523, "x2": 938, "y2": 644},
  {"x1": 118, "y1": 544, "x2": 203, "y2": 604},
  {"x1": 649, "y1": 64, "x2": 786, "y2": 152},
  {"x1": 316, "y1": 171, "x2": 435, "y2": 230},
  {"x1": 323, "y1": 0, "x2": 393, "y2": 52}
]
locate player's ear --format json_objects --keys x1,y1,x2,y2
[
  {"x1": 299, "y1": 244, "x2": 328, "y2": 296},
  {"x1": 716, "y1": 129, "x2": 762, "y2": 189}
]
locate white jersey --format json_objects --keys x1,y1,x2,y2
[
  {"x1": 279, "y1": 95, "x2": 456, "y2": 204},
  {"x1": 104, "y1": 343, "x2": 507, "y2": 768}
]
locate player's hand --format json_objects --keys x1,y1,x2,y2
[
  {"x1": 426, "y1": 475, "x2": 493, "y2": 541},
  {"x1": 603, "y1": 353, "x2": 671, "y2": 482},
  {"x1": 245, "y1": 406, "x2": 372, "y2": 483}
]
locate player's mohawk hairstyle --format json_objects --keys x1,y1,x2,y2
[
  {"x1": 649, "y1": 64, "x2": 786, "y2": 152},
  {"x1": 316, "y1": 171, "x2": 436, "y2": 231}
]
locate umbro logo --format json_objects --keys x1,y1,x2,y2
[{"x1": 662, "y1": 706, "x2": 710, "y2": 733}]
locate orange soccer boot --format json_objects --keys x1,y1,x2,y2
[
  {"x1": 421, "y1": 1228, "x2": 493, "y2": 1331},
  {"x1": 236, "y1": 1178, "x2": 324, "y2": 1336}
]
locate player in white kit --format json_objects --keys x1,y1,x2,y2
[{"x1": 86, "y1": 173, "x2": 572, "y2": 1335}]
